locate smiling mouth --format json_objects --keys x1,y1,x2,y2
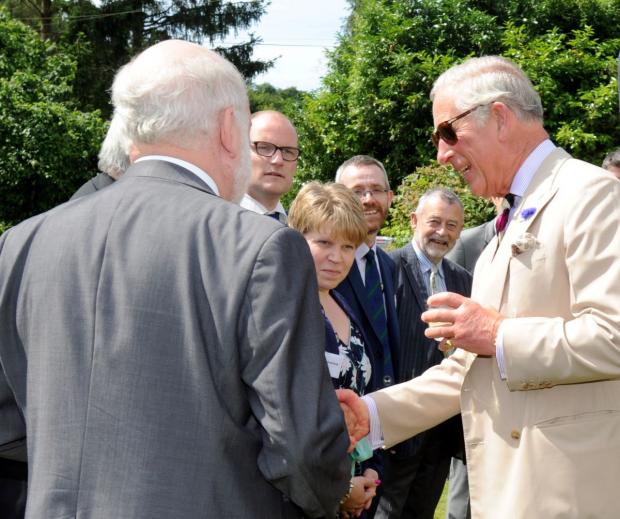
[{"x1": 265, "y1": 172, "x2": 284, "y2": 178}]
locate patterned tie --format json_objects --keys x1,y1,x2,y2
[
  {"x1": 429, "y1": 263, "x2": 439, "y2": 295},
  {"x1": 495, "y1": 193, "x2": 515, "y2": 234},
  {"x1": 364, "y1": 248, "x2": 394, "y2": 386}
]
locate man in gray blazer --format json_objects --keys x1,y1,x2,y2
[
  {"x1": 0, "y1": 40, "x2": 352, "y2": 518},
  {"x1": 376, "y1": 188, "x2": 471, "y2": 519}
]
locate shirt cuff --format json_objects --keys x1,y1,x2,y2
[
  {"x1": 495, "y1": 319, "x2": 507, "y2": 380},
  {"x1": 362, "y1": 395, "x2": 385, "y2": 449}
]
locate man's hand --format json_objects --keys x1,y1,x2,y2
[
  {"x1": 422, "y1": 292, "x2": 505, "y2": 356},
  {"x1": 335, "y1": 389, "x2": 370, "y2": 452}
]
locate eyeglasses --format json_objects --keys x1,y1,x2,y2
[
  {"x1": 431, "y1": 105, "x2": 483, "y2": 148},
  {"x1": 352, "y1": 188, "x2": 390, "y2": 199},
  {"x1": 252, "y1": 141, "x2": 300, "y2": 161}
]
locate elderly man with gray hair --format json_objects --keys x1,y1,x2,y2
[
  {"x1": 341, "y1": 55, "x2": 620, "y2": 519},
  {"x1": 0, "y1": 40, "x2": 354, "y2": 518}
]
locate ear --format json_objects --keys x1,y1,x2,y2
[
  {"x1": 409, "y1": 211, "x2": 417, "y2": 232},
  {"x1": 386, "y1": 189, "x2": 394, "y2": 208},
  {"x1": 491, "y1": 102, "x2": 512, "y2": 143},
  {"x1": 218, "y1": 107, "x2": 240, "y2": 158}
]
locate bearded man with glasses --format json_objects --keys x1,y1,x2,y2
[
  {"x1": 338, "y1": 56, "x2": 620, "y2": 519},
  {"x1": 240, "y1": 110, "x2": 300, "y2": 223}
]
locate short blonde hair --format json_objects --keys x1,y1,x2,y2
[{"x1": 288, "y1": 182, "x2": 367, "y2": 246}]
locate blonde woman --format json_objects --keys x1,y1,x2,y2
[{"x1": 289, "y1": 182, "x2": 380, "y2": 518}]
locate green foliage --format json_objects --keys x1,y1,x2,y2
[
  {"x1": 2, "y1": 0, "x2": 272, "y2": 115},
  {"x1": 249, "y1": 83, "x2": 306, "y2": 115},
  {"x1": 383, "y1": 164, "x2": 495, "y2": 248},
  {"x1": 297, "y1": 0, "x2": 502, "y2": 188},
  {"x1": 502, "y1": 24, "x2": 620, "y2": 164},
  {"x1": 0, "y1": 9, "x2": 106, "y2": 225}
]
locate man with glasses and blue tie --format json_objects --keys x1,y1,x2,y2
[
  {"x1": 334, "y1": 155, "x2": 401, "y2": 516},
  {"x1": 241, "y1": 110, "x2": 300, "y2": 223},
  {"x1": 339, "y1": 56, "x2": 620, "y2": 519}
]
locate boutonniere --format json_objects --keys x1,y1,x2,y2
[
  {"x1": 511, "y1": 232, "x2": 539, "y2": 256},
  {"x1": 520, "y1": 207, "x2": 537, "y2": 221}
]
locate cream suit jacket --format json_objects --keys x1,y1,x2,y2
[{"x1": 372, "y1": 148, "x2": 620, "y2": 519}]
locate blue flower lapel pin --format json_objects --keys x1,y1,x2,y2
[{"x1": 519, "y1": 207, "x2": 536, "y2": 221}]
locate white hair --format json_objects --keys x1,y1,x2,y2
[
  {"x1": 97, "y1": 116, "x2": 130, "y2": 179},
  {"x1": 110, "y1": 42, "x2": 249, "y2": 151},
  {"x1": 431, "y1": 56, "x2": 543, "y2": 124}
]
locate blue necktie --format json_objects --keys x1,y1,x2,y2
[
  {"x1": 267, "y1": 212, "x2": 280, "y2": 220},
  {"x1": 364, "y1": 248, "x2": 394, "y2": 386}
]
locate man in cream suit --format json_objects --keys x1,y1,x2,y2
[
  {"x1": 351, "y1": 56, "x2": 620, "y2": 518},
  {"x1": 0, "y1": 40, "x2": 352, "y2": 518}
]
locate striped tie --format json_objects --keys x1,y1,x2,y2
[{"x1": 364, "y1": 248, "x2": 394, "y2": 386}]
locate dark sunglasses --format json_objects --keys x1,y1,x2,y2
[{"x1": 431, "y1": 105, "x2": 483, "y2": 148}]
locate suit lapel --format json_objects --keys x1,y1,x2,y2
[
  {"x1": 401, "y1": 245, "x2": 428, "y2": 312},
  {"x1": 348, "y1": 261, "x2": 381, "y2": 340},
  {"x1": 476, "y1": 149, "x2": 568, "y2": 309}
]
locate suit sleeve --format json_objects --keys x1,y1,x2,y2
[
  {"x1": 370, "y1": 349, "x2": 467, "y2": 449},
  {"x1": 237, "y1": 226, "x2": 351, "y2": 518},
  {"x1": 502, "y1": 172, "x2": 620, "y2": 389},
  {"x1": 0, "y1": 230, "x2": 27, "y2": 462}
]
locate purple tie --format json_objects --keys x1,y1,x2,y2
[{"x1": 495, "y1": 194, "x2": 515, "y2": 234}]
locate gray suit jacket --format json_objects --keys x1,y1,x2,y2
[
  {"x1": 0, "y1": 160, "x2": 351, "y2": 518},
  {"x1": 446, "y1": 219, "x2": 496, "y2": 274}
]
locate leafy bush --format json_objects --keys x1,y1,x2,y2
[{"x1": 0, "y1": 9, "x2": 106, "y2": 225}]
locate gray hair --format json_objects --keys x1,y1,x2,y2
[
  {"x1": 602, "y1": 149, "x2": 620, "y2": 170},
  {"x1": 335, "y1": 155, "x2": 390, "y2": 188},
  {"x1": 431, "y1": 56, "x2": 543, "y2": 124},
  {"x1": 415, "y1": 187, "x2": 463, "y2": 214},
  {"x1": 110, "y1": 43, "x2": 249, "y2": 152},
  {"x1": 97, "y1": 117, "x2": 130, "y2": 179}
]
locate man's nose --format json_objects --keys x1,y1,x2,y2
[
  {"x1": 270, "y1": 149, "x2": 284, "y2": 164},
  {"x1": 436, "y1": 139, "x2": 452, "y2": 165}
]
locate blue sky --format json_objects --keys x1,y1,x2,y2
[{"x1": 215, "y1": 0, "x2": 351, "y2": 91}]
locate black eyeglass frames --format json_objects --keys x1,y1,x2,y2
[
  {"x1": 431, "y1": 104, "x2": 484, "y2": 148},
  {"x1": 252, "y1": 141, "x2": 300, "y2": 162}
]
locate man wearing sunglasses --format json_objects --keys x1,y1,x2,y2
[
  {"x1": 241, "y1": 110, "x2": 300, "y2": 223},
  {"x1": 340, "y1": 56, "x2": 620, "y2": 519}
]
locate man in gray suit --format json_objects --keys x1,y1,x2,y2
[
  {"x1": 0, "y1": 40, "x2": 352, "y2": 518},
  {"x1": 376, "y1": 188, "x2": 471, "y2": 519}
]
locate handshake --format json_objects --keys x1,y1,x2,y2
[{"x1": 335, "y1": 389, "x2": 371, "y2": 452}]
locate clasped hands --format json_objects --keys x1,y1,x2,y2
[{"x1": 422, "y1": 292, "x2": 505, "y2": 356}]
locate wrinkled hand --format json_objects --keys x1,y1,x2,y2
[
  {"x1": 335, "y1": 389, "x2": 370, "y2": 452},
  {"x1": 421, "y1": 292, "x2": 505, "y2": 356}
]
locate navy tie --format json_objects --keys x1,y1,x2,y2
[
  {"x1": 364, "y1": 248, "x2": 394, "y2": 386},
  {"x1": 266, "y1": 212, "x2": 280, "y2": 221}
]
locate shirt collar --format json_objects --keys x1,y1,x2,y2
[
  {"x1": 240, "y1": 194, "x2": 287, "y2": 218},
  {"x1": 134, "y1": 155, "x2": 220, "y2": 196},
  {"x1": 509, "y1": 139, "x2": 556, "y2": 198},
  {"x1": 356, "y1": 242, "x2": 372, "y2": 263}
]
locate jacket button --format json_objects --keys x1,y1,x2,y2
[{"x1": 511, "y1": 430, "x2": 521, "y2": 440}]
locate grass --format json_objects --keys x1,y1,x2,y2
[{"x1": 434, "y1": 480, "x2": 448, "y2": 518}]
